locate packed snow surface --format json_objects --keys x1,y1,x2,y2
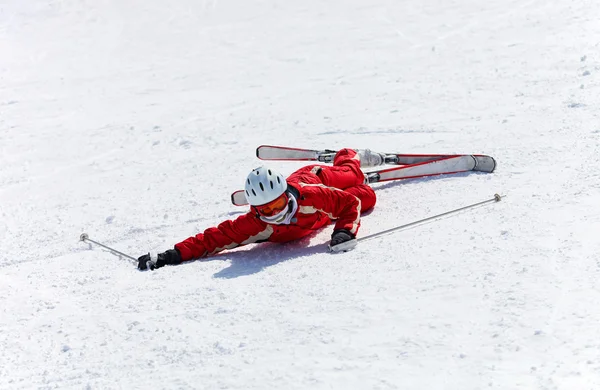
[{"x1": 1, "y1": 0, "x2": 599, "y2": 388}]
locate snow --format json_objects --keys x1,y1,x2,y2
[{"x1": 1, "y1": 0, "x2": 599, "y2": 388}]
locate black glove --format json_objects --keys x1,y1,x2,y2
[
  {"x1": 137, "y1": 249, "x2": 182, "y2": 271},
  {"x1": 330, "y1": 229, "x2": 356, "y2": 247}
]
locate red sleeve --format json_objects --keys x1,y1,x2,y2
[
  {"x1": 300, "y1": 184, "x2": 362, "y2": 235},
  {"x1": 174, "y1": 212, "x2": 273, "y2": 261}
]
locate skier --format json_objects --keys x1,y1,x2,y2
[{"x1": 137, "y1": 148, "x2": 386, "y2": 270}]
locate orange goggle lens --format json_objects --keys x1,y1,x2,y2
[{"x1": 255, "y1": 193, "x2": 289, "y2": 217}]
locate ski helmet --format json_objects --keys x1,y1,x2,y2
[{"x1": 245, "y1": 167, "x2": 287, "y2": 206}]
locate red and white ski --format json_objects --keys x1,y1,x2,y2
[
  {"x1": 231, "y1": 145, "x2": 496, "y2": 206},
  {"x1": 257, "y1": 145, "x2": 496, "y2": 168}
]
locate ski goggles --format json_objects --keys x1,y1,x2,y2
[{"x1": 254, "y1": 192, "x2": 289, "y2": 217}]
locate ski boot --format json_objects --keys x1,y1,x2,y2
[{"x1": 356, "y1": 149, "x2": 387, "y2": 168}]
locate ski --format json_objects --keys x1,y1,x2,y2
[
  {"x1": 256, "y1": 144, "x2": 496, "y2": 169},
  {"x1": 231, "y1": 151, "x2": 496, "y2": 206}
]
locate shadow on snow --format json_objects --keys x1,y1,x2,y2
[{"x1": 208, "y1": 233, "x2": 330, "y2": 279}]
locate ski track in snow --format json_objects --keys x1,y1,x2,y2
[{"x1": 1, "y1": 0, "x2": 600, "y2": 388}]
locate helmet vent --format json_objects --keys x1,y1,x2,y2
[
  {"x1": 259, "y1": 182, "x2": 264, "y2": 191},
  {"x1": 247, "y1": 179, "x2": 250, "y2": 184},
  {"x1": 268, "y1": 169, "x2": 272, "y2": 175},
  {"x1": 252, "y1": 189, "x2": 256, "y2": 196},
  {"x1": 277, "y1": 177, "x2": 281, "y2": 184},
  {"x1": 270, "y1": 181, "x2": 274, "y2": 189}
]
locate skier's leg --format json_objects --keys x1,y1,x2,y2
[
  {"x1": 316, "y1": 148, "x2": 365, "y2": 189},
  {"x1": 330, "y1": 146, "x2": 385, "y2": 168},
  {"x1": 345, "y1": 184, "x2": 377, "y2": 212}
]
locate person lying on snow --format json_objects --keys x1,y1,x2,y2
[{"x1": 137, "y1": 148, "x2": 386, "y2": 270}]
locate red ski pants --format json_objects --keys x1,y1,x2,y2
[{"x1": 293, "y1": 148, "x2": 377, "y2": 212}]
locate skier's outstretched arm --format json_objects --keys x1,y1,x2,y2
[
  {"x1": 138, "y1": 212, "x2": 272, "y2": 270},
  {"x1": 300, "y1": 183, "x2": 362, "y2": 247}
]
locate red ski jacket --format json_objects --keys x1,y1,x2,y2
[{"x1": 175, "y1": 149, "x2": 375, "y2": 261}]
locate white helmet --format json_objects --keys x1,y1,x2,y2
[{"x1": 245, "y1": 167, "x2": 287, "y2": 206}]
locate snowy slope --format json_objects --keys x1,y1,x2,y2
[{"x1": 1, "y1": 0, "x2": 600, "y2": 388}]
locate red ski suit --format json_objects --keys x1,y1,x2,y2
[{"x1": 175, "y1": 149, "x2": 377, "y2": 261}]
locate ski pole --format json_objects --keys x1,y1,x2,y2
[
  {"x1": 79, "y1": 233, "x2": 137, "y2": 263},
  {"x1": 330, "y1": 194, "x2": 504, "y2": 252},
  {"x1": 360, "y1": 193, "x2": 504, "y2": 243}
]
